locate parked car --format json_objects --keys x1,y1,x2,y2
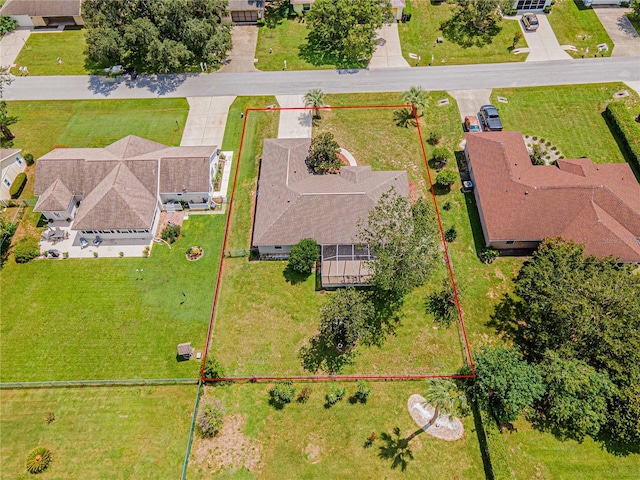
[
  {"x1": 522, "y1": 13, "x2": 539, "y2": 31},
  {"x1": 479, "y1": 105, "x2": 503, "y2": 131},
  {"x1": 464, "y1": 116, "x2": 481, "y2": 132}
]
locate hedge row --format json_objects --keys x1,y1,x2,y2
[
  {"x1": 605, "y1": 102, "x2": 640, "y2": 173},
  {"x1": 482, "y1": 414, "x2": 512, "y2": 480},
  {"x1": 14, "y1": 238, "x2": 40, "y2": 263},
  {"x1": 9, "y1": 172, "x2": 27, "y2": 199}
]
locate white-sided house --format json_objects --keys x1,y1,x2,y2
[
  {"x1": 0, "y1": 0, "x2": 84, "y2": 27},
  {"x1": 253, "y1": 138, "x2": 409, "y2": 287},
  {"x1": 291, "y1": 0, "x2": 405, "y2": 21},
  {"x1": 0, "y1": 148, "x2": 26, "y2": 202},
  {"x1": 33, "y1": 136, "x2": 218, "y2": 242}
]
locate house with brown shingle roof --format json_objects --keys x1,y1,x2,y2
[
  {"x1": 34, "y1": 135, "x2": 219, "y2": 242},
  {"x1": 0, "y1": 0, "x2": 84, "y2": 27},
  {"x1": 253, "y1": 138, "x2": 409, "y2": 285},
  {"x1": 464, "y1": 131, "x2": 640, "y2": 262}
]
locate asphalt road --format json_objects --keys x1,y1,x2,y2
[{"x1": 5, "y1": 57, "x2": 640, "y2": 100}]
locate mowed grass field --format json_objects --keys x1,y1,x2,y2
[
  {"x1": 491, "y1": 83, "x2": 640, "y2": 165},
  {"x1": 399, "y1": 0, "x2": 527, "y2": 66},
  {"x1": 188, "y1": 382, "x2": 485, "y2": 478},
  {"x1": 7, "y1": 98, "x2": 189, "y2": 198},
  {"x1": 0, "y1": 385, "x2": 196, "y2": 479},
  {"x1": 211, "y1": 93, "x2": 469, "y2": 377},
  {"x1": 0, "y1": 215, "x2": 225, "y2": 381}
]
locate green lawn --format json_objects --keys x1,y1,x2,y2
[
  {"x1": 188, "y1": 382, "x2": 485, "y2": 478},
  {"x1": 0, "y1": 215, "x2": 225, "y2": 381},
  {"x1": 0, "y1": 385, "x2": 196, "y2": 479},
  {"x1": 399, "y1": 0, "x2": 527, "y2": 66},
  {"x1": 547, "y1": 0, "x2": 613, "y2": 58},
  {"x1": 255, "y1": 20, "x2": 335, "y2": 71},
  {"x1": 502, "y1": 419, "x2": 640, "y2": 479},
  {"x1": 212, "y1": 94, "x2": 470, "y2": 377},
  {"x1": 627, "y1": 13, "x2": 640, "y2": 35},
  {"x1": 12, "y1": 30, "x2": 97, "y2": 76},
  {"x1": 491, "y1": 83, "x2": 640, "y2": 165}
]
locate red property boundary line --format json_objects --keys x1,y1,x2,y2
[{"x1": 201, "y1": 104, "x2": 475, "y2": 383}]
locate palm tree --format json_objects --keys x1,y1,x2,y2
[
  {"x1": 401, "y1": 85, "x2": 428, "y2": 117},
  {"x1": 423, "y1": 379, "x2": 467, "y2": 427},
  {"x1": 304, "y1": 88, "x2": 325, "y2": 119}
]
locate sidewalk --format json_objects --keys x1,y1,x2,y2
[
  {"x1": 0, "y1": 27, "x2": 31, "y2": 68},
  {"x1": 181, "y1": 96, "x2": 236, "y2": 147},
  {"x1": 275, "y1": 95, "x2": 312, "y2": 138}
]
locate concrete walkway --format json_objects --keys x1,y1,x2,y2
[
  {"x1": 593, "y1": 7, "x2": 640, "y2": 57},
  {"x1": 275, "y1": 95, "x2": 312, "y2": 138},
  {"x1": 0, "y1": 28, "x2": 31, "y2": 68},
  {"x1": 219, "y1": 25, "x2": 259, "y2": 73},
  {"x1": 369, "y1": 23, "x2": 411, "y2": 69},
  {"x1": 181, "y1": 96, "x2": 236, "y2": 147},
  {"x1": 519, "y1": 13, "x2": 572, "y2": 62},
  {"x1": 447, "y1": 89, "x2": 492, "y2": 121}
]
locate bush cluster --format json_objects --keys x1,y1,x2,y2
[
  {"x1": 24, "y1": 153, "x2": 35, "y2": 166},
  {"x1": 270, "y1": 381, "x2": 296, "y2": 405},
  {"x1": 14, "y1": 238, "x2": 40, "y2": 263},
  {"x1": 161, "y1": 224, "x2": 181, "y2": 244},
  {"x1": 202, "y1": 356, "x2": 231, "y2": 386},
  {"x1": 196, "y1": 402, "x2": 224, "y2": 438},
  {"x1": 325, "y1": 385, "x2": 346, "y2": 405},
  {"x1": 605, "y1": 102, "x2": 640, "y2": 173},
  {"x1": 9, "y1": 172, "x2": 27, "y2": 199},
  {"x1": 287, "y1": 238, "x2": 319, "y2": 274}
]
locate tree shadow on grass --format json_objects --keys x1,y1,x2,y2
[
  {"x1": 440, "y1": 13, "x2": 501, "y2": 49},
  {"x1": 298, "y1": 41, "x2": 367, "y2": 69},
  {"x1": 282, "y1": 266, "x2": 311, "y2": 285},
  {"x1": 365, "y1": 290, "x2": 403, "y2": 347},
  {"x1": 299, "y1": 334, "x2": 357, "y2": 374},
  {"x1": 378, "y1": 427, "x2": 420, "y2": 471}
]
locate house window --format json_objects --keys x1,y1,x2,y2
[
  {"x1": 15, "y1": 156, "x2": 23, "y2": 165},
  {"x1": 275, "y1": 246, "x2": 283, "y2": 250},
  {"x1": 3, "y1": 178, "x2": 10, "y2": 188},
  {"x1": 302, "y1": 3, "x2": 311, "y2": 12},
  {"x1": 506, "y1": 240, "x2": 515, "y2": 245}
]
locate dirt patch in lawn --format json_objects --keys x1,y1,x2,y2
[{"x1": 192, "y1": 414, "x2": 262, "y2": 476}]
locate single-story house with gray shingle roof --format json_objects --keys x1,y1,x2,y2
[
  {"x1": 34, "y1": 135, "x2": 219, "y2": 241},
  {"x1": 0, "y1": 0, "x2": 84, "y2": 27},
  {"x1": 253, "y1": 137, "x2": 409, "y2": 286}
]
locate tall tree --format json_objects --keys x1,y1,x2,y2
[
  {"x1": 318, "y1": 287, "x2": 375, "y2": 352},
  {"x1": 304, "y1": 88, "x2": 326, "y2": 119},
  {"x1": 307, "y1": 132, "x2": 341, "y2": 174},
  {"x1": 423, "y1": 379, "x2": 468, "y2": 426},
  {"x1": 305, "y1": 0, "x2": 392, "y2": 66},
  {"x1": 82, "y1": 0, "x2": 231, "y2": 73},
  {"x1": 470, "y1": 346, "x2": 545, "y2": 425},
  {"x1": 401, "y1": 86, "x2": 428, "y2": 117},
  {"x1": 358, "y1": 188, "x2": 440, "y2": 301},
  {"x1": 0, "y1": 67, "x2": 17, "y2": 148}
]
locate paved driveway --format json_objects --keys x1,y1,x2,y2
[
  {"x1": 520, "y1": 14, "x2": 572, "y2": 62},
  {"x1": 447, "y1": 89, "x2": 492, "y2": 121},
  {"x1": 181, "y1": 96, "x2": 236, "y2": 146},
  {"x1": 219, "y1": 25, "x2": 259, "y2": 73},
  {"x1": 369, "y1": 23, "x2": 410, "y2": 69},
  {"x1": 276, "y1": 95, "x2": 312, "y2": 138},
  {"x1": 0, "y1": 28, "x2": 31, "y2": 68},
  {"x1": 593, "y1": 7, "x2": 640, "y2": 57}
]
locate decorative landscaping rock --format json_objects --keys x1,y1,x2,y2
[{"x1": 407, "y1": 394, "x2": 464, "y2": 441}]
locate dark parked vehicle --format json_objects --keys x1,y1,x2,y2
[
  {"x1": 479, "y1": 105, "x2": 503, "y2": 131},
  {"x1": 522, "y1": 13, "x2": 539, "y2": 31}
]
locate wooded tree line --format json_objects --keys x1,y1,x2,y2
[{"x1": 83, "y1": 0, "x2": 232, "y2": 73}]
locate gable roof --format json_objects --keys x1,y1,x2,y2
[
  {"x1": 0, "y1": 0, "x2": 81, "y2": 16},
  {"x1": 253, "y1": 138, "x2": 409, "y2": 247},
  {"x1": 465, "y1": 131, "x2": 640, "y2": 261},
  {"x1": 34, "y1": 136, "x2": 217, "y2": 231}
]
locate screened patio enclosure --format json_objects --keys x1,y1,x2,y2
[{"x1": 320, "y1": 244, "x2": 374, "y2": 288}]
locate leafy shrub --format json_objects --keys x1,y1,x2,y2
[
  {"x1": 9, "y1": 172, "x2": 27, "y2": 199},
  {"x1": 434, "y1": 169, "x2": 457, "y2": 190},
  {"x1": 62, "y1": 252, "x2": 69, "y2": 259},
  {"x1": 442, "y1": 201, "x2": 452, "y2": 211},
  {"x1": 444, "y1": 226, "x2": 457, "y2": 242},
  {"x1": 196, "y1": 402, "x2": 224, "y2": 438},
  {"x1": 0, "y1": 16, "x2": 18, "y2": 35},
  {"x1": 45, "y1": 412, "x2": 56, "y2": 424},
  {"x1": 427, "y1": 280, "x2": 457, "y2": 328},
  {"x1": 1, "y1": 218, "x2": 16, "y2": 262},
  {"x1": 14, "y1": 238, "x2": 40, "y2": 263},
  {"x1": 24, "y1": 153, "x2": 34, "y2": 166},
  {"x1": 355, "y1": 380, "x2": 372, "y2": 402},
  {"x1": 93, "y1": 251, "x2": 98, "y2": 258},
  {"x1": 479, "y1": 247, "x2": 499, "y2": 264},
  {"x1": 543, "y1": 5, "x2": 551, "y2": 13},
  {"x1": 326, "y1": 385, "x2": 347, "y2": 405},
  {"x1": 432, "y1": 146, "x2": 451, "y2": 167},
  {"x1": 364, "y1": 430, "x2": 377, "y2": 448},
  {"x1": 427, "y1": 130, "x2": 442, "y2": 146},
  {"x1": 25, "y1": 446, "x2": 52, "y2": 474},
  {"x1": 270, "y1": 381, "x2": 296, "y2": 405},
  {"x1": 119, "y1": 251, "x2": 124, "y2": 257},
  {"x1": 161, "y1": 224, "x2": 181, "y2": 244},
  {"x1": 297, "y1": 386, "x2": 312, "y2": 403},
  {"x1": 202, "y1": 356, "x2": 231, "y2": 385},
  {"x1": 605, "y1": 103, "x2": 640, "y2": 173},
  {"x1": 287, "y1": 238, "x2": 319, "y2": 274},
  {"x1": 142, "y1": 246, "x2": 150, "y2": 257},
  {"x1": 529, "y1": 143, "x2": 546, "y2": 165}
]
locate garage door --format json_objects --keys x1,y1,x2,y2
[{"x1": 231, "y1": 11, "x2": 259, "y2": 23}]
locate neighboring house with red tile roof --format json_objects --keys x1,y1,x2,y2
[
  {"x1": 0, "y1": 0, "x2": 84, "y2": 27},
  {"x1": 253, "y1": 138, "x2": 409, "y2": 286},
  {"x1": 34, "y1": 136, "x2": 219, "y2": 241},
  {"x1": 464, "y1": 131, "x2": 640, "y2": 262}
]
